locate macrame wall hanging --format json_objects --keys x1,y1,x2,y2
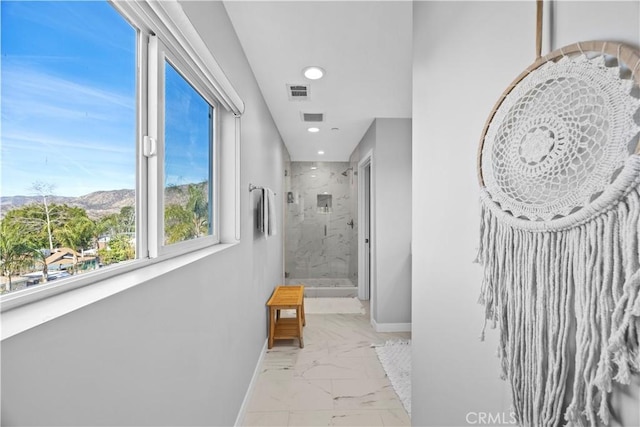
[{"x1": 477, "y1": 2, "x2": 640, "y2": 426}]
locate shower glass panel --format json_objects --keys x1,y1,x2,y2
[{"x1": 284, "y1": 162, "x2": 357, "y2": 297}]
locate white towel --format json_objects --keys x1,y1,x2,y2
[
  {"x1": 257, "y1": 191, "x2": 264, "y2": 233},
  {"x1": 256, "y1": 188, "x2": 276, "y2": 237},
  {"x1": 266, "y1": 188, "x2": 276, "y2": 236}
]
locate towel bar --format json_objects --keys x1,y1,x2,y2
[{"x1": 249, "y1": 183, "x2": 276, "y2": 195}]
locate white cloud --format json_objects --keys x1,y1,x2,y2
[{"x1": 3, "y1": 64, "x2": 134, "y2": 116}]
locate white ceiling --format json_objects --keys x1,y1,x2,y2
[{"x1": 223, "y1": 1, "x2": 412, "y2": 161}]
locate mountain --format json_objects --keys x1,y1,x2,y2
[
  {"x1": 0, "y1": 183, "x2": 205, "y2": 220},
  {"x1": 0, "y1": 189, "x2": 135, "y2": 220}
]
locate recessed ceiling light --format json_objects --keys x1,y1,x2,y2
[
  {"x1": 318, "y1": 150, "x2": 325, "y2": 155},
  {"x1": 310, "y1": 166, "x2": 317, "y2": 170},
  {"x1": 303, "y1": 66, "x2": 325, "y2": 80},
  {"x1": 308, "y1": 127, "x2": 320, "y2": 133},
  {"x1": 311, "y1": 174, "x2": 316, "y2": 178}
]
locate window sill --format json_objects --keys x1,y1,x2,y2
[{"x1": 0, "y1": 242, "x2": 238, "y2": 341}]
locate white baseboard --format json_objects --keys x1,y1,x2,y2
[
  {"x1": 371, "y1": 318, "x2": 412, "y2": 333},
  {"x1": 234, "y1": 339, "x2": 267, "y2": 427}
]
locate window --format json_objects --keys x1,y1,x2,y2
[
  {"x1": 163, "y1": 61, "x2": 216, "y2": 246},
  {"x1": 0, "y1": 1, "x2": 137, "y2": 294},
  {"x1": 0, "y1": 0, "x2": 234, "y2": 300}
]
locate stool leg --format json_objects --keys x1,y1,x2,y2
[
  {"x1": 268, "y1": 307, "x2": 275, "y2": 349},
  {"x1": 297, "y1": 308, "x2": 304, "y2": 348},
  {"x1": 301, "y1": 300, "x2": 306, "y2": 326}
]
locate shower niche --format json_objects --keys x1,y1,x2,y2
[{"x1": 317, "y1": 194, "x2": 332, "y2": 213}]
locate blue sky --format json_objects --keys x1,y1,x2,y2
[
  {"x1": 1, "y1": 0, "x2": 210, "y2": 198},
  {"x1": 164, "y1": 62, "x2": 211, "y2": 190},
  {"x1": 1, "y1": 1, "x2": 136, "y2": 197}
]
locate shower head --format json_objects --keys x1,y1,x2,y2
[{"x1": 341, "y1": 167, "x2": 353, "y2": 176}]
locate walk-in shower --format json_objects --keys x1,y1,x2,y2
[{"x1": 284, "y1": 162, "x2": 358, "y2": 297}]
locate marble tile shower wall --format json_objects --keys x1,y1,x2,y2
[{"x1": 285, "y1": 162, "x2": 357, "y2": 284}]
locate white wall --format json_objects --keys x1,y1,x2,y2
[
  {"x1": 374, "y1": 119, "x2": 412, "y2": 326},
  {"x1": 0, "y1": 2, "x2": 287, "y2": 426},
  {"x1": 412, "y1": 1, "x2": 640, "y2": 426},
  {"x1": 351, "y1": 118, "x2": 412, "y2": 328}
]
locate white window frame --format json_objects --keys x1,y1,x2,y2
[
  {"x1": 148, "y1": 36, "x2": 221, "y2": 257},
  {"x1": 0, "y1": 0, "x2": 243, "y2": 313}
]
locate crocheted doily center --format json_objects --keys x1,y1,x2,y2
[{"x1": 482, "y1": 55, "x2": 639, "y2": 221}]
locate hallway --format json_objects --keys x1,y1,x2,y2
[
  {"x1": 4, "y1": 1, "x2": 639, "y2": 426},
  {"x1": 242, "y1": 300, "x2": 411, "y2": 426}
]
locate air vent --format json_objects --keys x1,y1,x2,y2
[
  {"x1": 287, "y1": 84, "x2": 310, "y2": 101},
  {"x1": 301, "y1": 112, "x2": 325, "y2": 122}
]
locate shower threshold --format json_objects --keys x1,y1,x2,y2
[{"x1": 285, "y1": 278, "x2": 357, "y2": 298}]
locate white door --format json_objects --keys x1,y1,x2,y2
[
  {"x1": 358, "y1": 153, "x2": 373, "y2": 302},
  {"x1": 363, "y1": 163, "x2": 371, "y2": 300}
]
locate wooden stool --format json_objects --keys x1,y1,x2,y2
[{"x1": 266, "y1": 285, "x2": 305, "y2": 348}]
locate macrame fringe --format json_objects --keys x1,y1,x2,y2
[{"x1": 478, "y1": 177, "x2": 640, "y2": 426}]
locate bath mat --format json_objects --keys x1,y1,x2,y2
[
  {"x1": 280, "y1": 297, "x2": 365, "y2": 316},
  {"x1": 374, "y1": 339, "x2": 411, "y2": 417}
]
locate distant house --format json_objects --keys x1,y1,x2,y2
[{"x1": 45, "y1": 247, "x2": 97, "y2": 272}]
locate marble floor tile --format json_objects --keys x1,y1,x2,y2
[
  {"x1": 240, "y1": 299, "x2": 411, "y2": 426},
  {"x1": 243, "y1": 411, "x2": 290, "y2": 426},
  {"x1": 288, "y1": 379, "x2": 334, "y2": 411},
  {"x1": 287, "y1": 410, "x2": 335, "y2": 426},
  {"x1": 294, "y1": 342, "x2": 331, "y2": 364},
  {"x1": 294, "y1": 356, "x2": 370, "y2": 380},
  {"x1": 379, "y1": 408, "x2": 411, "y2": 426},
  {"x1": 331, "y1": 378, "x2": 404, "y2": 411},
  {"x1": 257, "y1": 362, "x2": 296, "y2": 381},
  {"x1": 247, "y1": 378, "x2": 333, "y2": 412},
  {"x1": 330, "y1": 410, "x2": 385, "y2": 426},
  {"x1": 246, "y1": 379, "x2": 291, "y2": 412},
  {"x1": 363, "y1": 357, "x2": 388, "y2": 379},
  {"x1": 288, "y1": 410, "x2": 384, "y2": 426},
  {"x1": 328, "y1": 340, "x2": 378, "y2": 359}
]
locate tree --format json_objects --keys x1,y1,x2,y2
[
  {"x1": 3, "y1": 204, "x2": 58, "y2": 249},
  {"x1": 164, "y1": 183, "x2": 209, "y2": 244},
  {"x1": 31, "y1": 181, "x2": 56, "y2": 251},
  {"x1": 3, "y1": 203, "x2": 92, "y2": 250},
  {"x1": 98, "y1": 206, "x2": 135, "y2": 238},
  {"x1": 94, "y1": 206, "x2": 136, "y2": 265},
  {"x1": 117, "y1": 206, "x2": 135, "y2": 235},
  {"x1": 30, "y1": 249, "x2": 49, "y2": 283},
  {"x1": 95, "y1": 206, "x2": 136, "y2": 265},
  {"x1": 0, "y1": 220, "x2": 32, "y2": 292},
  {"x1": 98, "y1": 234, "x2": 134, "y2": 265},
  {"x1": 91, "y1": 217, "x2": 110, "y2": 253},
  {"x1": 53, "y1": 216, "x2": 95, "y2": 274}
]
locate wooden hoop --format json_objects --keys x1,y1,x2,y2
[{"x1": 477, "y1": 41, "x2": 640, "y2": 187}]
